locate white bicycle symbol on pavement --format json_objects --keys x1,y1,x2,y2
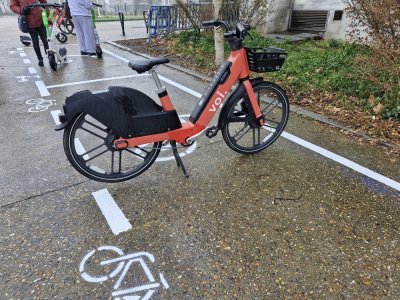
[
  {"x1": 25, "y1": 98, "x2": 56, "y2": 112},
  {"x1": 80, "y1": 246, "x2": 169, "y2": 299}
]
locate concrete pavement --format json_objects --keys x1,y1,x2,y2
[{"x1": 0, "y1": 15, "x2": 399, "y2": 299}]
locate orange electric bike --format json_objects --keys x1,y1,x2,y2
[{"x1": 55, "y1": 20, "x2": 290, "y2": 183}]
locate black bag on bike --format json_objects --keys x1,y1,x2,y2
[
  {"x1": 18, "y1": 14, "x2": 28, "y2": 33},
  {"x1": 57, "y1": 86, "x2": 182, "y2": 138}
]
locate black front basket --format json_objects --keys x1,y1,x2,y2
[{"x1": 245, "y1": 47, "x2": 287, "y2": 73}]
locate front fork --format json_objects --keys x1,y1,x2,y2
[{"x1": 242, "y1": 79, "x2": 265, "y2": 126}]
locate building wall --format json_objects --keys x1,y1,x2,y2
[
  {"x1": 293, "y1": 0, "x2": 351, "y2": 39},
  {"x1": 259, "y1": 0, "x2": 292, "y2": 34},
  {"x1": 292, "y1": 0, "x2": 345, "y2": 11},
  {"x1": 260, "y1": 0, "x2": 355, "y2": 40}
]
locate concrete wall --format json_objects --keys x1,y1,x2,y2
[
  {"x1": 292, "y1": 0, "x2": 351, "y2": 39},
  {"x1": 292, "y1": 0, "x2": 345, "y2": 11},
  {"x1": 259, "y1": 0, "x2": 356, "y2": 40},
  {"x1": 259, "y1": 0, "x2": 292, "y2": 34}
]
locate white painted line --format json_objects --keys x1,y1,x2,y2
[
  {"x1": 96, "y1": 48, "x2": 400, "y2": 192},
  {"x1": 158, "y1": 75, "x2": 202, "y2": 98},
  {"x1": 50, "y1": 110, "x2": 62, "y2": 125},
  {"x1": 102, "y1": 48, "x2": 129, "y2": 63},
  {"x1": 28, "y1": 67, "x2": 37, "y2": 74},
  {"x1": 103, "y1": 48, "x2": 202, "y2": 98},
  {"x1": 35, "y1": 81, "x2": 50, "y2": 96},
  {"x1": 159, "y1": 273, "x2": 169, "y2": 289},
  {"x1": 19, "y1": 52, "x2": 27, "y2": 57},
  {"x1": 112, "y1": 283, "x2": 159, "y2": 297},
  {"x1": 281, "y1": 132, "x2": 400, "y2": 192},
  {"x1": 46, "y1": 73, "x2": 150, "y2": 89},
  {"x1": 92, "y1": 189, "x2": 132, "y2": 235},
  {"x1": 23, "y1": 58, "x2": 31, "y2": 64},
  {"x1": 17, "y1": 47, "x2": 22, "y2": 51}
]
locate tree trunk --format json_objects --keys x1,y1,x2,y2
[{"x1": 213, "y1": 0, "x2": 224, "y2": 66}]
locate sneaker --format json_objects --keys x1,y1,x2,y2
[
  {"x1": 38, "y1": 59, "x2": 44, "y2": 67},
  {"x1": 80, "y1": 51, "x2": 88, "y2": 55}
]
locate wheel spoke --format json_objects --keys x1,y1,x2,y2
[
  {"x1": 124, "y1": 148, "x2": 146, "y2": 159},
  {"x1": 262, "y1": 100, "x2": 280, "y2": 115},
  {"x1": 80, "y1": 126, "x2": 106, "y2": 140},
  {"x1": 233, "y1": 125, "x2": 252, "y2": 142},
  {"x1": 83, "y1": 148, "x2": 109, "y2": 162},
  {"x1": 135, "y1": 145, "x2": 150, "y2": 154},
  {"x1": 84, "y1": 119, "x2": 108, "y2": 133},
  {"x1": 80, "y1": 143, "x2": 105, "y2": 158}
]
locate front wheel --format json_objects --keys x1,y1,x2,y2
[
  {"x1": 63, "y1": 113, "x2": 161, "y2": 183},
  {"x1": 48, "y1": 52, "x2": 57, "y2": 71},
  {"x1": 221, "y1": 82, "x2": 289, "y2": 154}
]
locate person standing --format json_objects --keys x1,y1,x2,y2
[
  {"x1": 68, "y1": 0, "x2": 96, "y2": 56},
  {"x1": 10, "y1": 0, "x2": 49, "y2": 66}
]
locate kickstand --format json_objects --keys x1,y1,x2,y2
[{"x1": 170, "y1": 141, "x2": 189, "y2": 178}]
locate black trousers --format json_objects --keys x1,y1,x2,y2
[{"x1": 28, "y1": 24, "x2": 49, "y2": 60}]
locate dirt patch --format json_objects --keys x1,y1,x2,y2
[{"x1": 116, "y1": 38, "x2": 400, "y2": 153}]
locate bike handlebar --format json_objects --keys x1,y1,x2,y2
[
  {"x1": 202, "y1": 19, "x2": 251, "y2": 41},
  {"x1": 202, "y1": 20, "x2": 230, "y2": 31},
  {"x1": 25, "y1": 3, "x2": 62, "y2": 9}
]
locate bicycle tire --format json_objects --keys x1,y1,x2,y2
[
  {"x1": 221, "y1": 81, "x2": 289, "y2": 154},
  {"x1": 58, "y1": 18, "x2": 75, "y2": 35},
  {"x1": 63, "y1": 113, "x2": 161, "y2": 183},
  {"x1": 56, "y1": 32, "x2": 68, "y2": 43},
  {"x1": 96, "y1": 46, "x2": 102, "y2": 59},
  {"x1": 48, "y1": 52, "x2": 57, "y2": 71}
]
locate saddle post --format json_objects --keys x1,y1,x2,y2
[{"x1": 150, "y1": 69, "x2": 174, "y2": 111}]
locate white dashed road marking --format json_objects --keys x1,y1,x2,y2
[{"x1": 92, "y1": 189, "x2": 132, "y2": 235}]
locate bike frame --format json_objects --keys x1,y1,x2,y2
[{"x1": 114, "y1": 47, "x2": 264, "y2": 148}]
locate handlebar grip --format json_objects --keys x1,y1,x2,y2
[
  {"x1": 202, "y1": 20, "x2": 217, "y2": 27},
  {"x1": 92, "y1": 3, "x2": 102, "y2": 7},
  {"x1": 26, "y1": 3, "x2": 62, "y2": 8},
  {"x1": 202, "y1": 20, "x2": 230, "y2": 31}
]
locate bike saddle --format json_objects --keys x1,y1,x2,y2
[{"x1": 128, "y1": 57, "x2": 170, "y2": 73}]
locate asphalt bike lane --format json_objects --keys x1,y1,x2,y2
[{"x1": 1, "y1": 16, "x2": 400, "y2": 298}]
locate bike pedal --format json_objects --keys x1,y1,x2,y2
[{"x1": 206, "y1": 126, "x2": 218, "y2": 138}]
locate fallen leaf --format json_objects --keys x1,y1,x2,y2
[{"x1": 373, "y1": 103, "x2": 383, "y2": 114}]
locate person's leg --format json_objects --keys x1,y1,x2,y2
[
  {"x1": 80, "y1": 16, "x2": 96, "y2": 54},
  {"x1": 72, "y1": 16, "x2": 87, "y2": 54},
  {"x1": 37, "y1": 24, "x2": 49, "y2": 54},
  {"x1": 28, "y1": 28, "x2": 43, "y2": 66}
]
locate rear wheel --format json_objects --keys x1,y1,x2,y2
[
  {"x1": 48, "y1": 52, "x2": 57, "y2": 71},
  {"x1": 63, "y1": 113, "x2": 161, "y2": 183},
  {"x1": 221, "y1": 82, "x2": 289, "y2": 154}
]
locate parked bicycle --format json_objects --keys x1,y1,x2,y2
[{"x1": 55, "y1": 20, "x2": 289, "y2": 183}]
